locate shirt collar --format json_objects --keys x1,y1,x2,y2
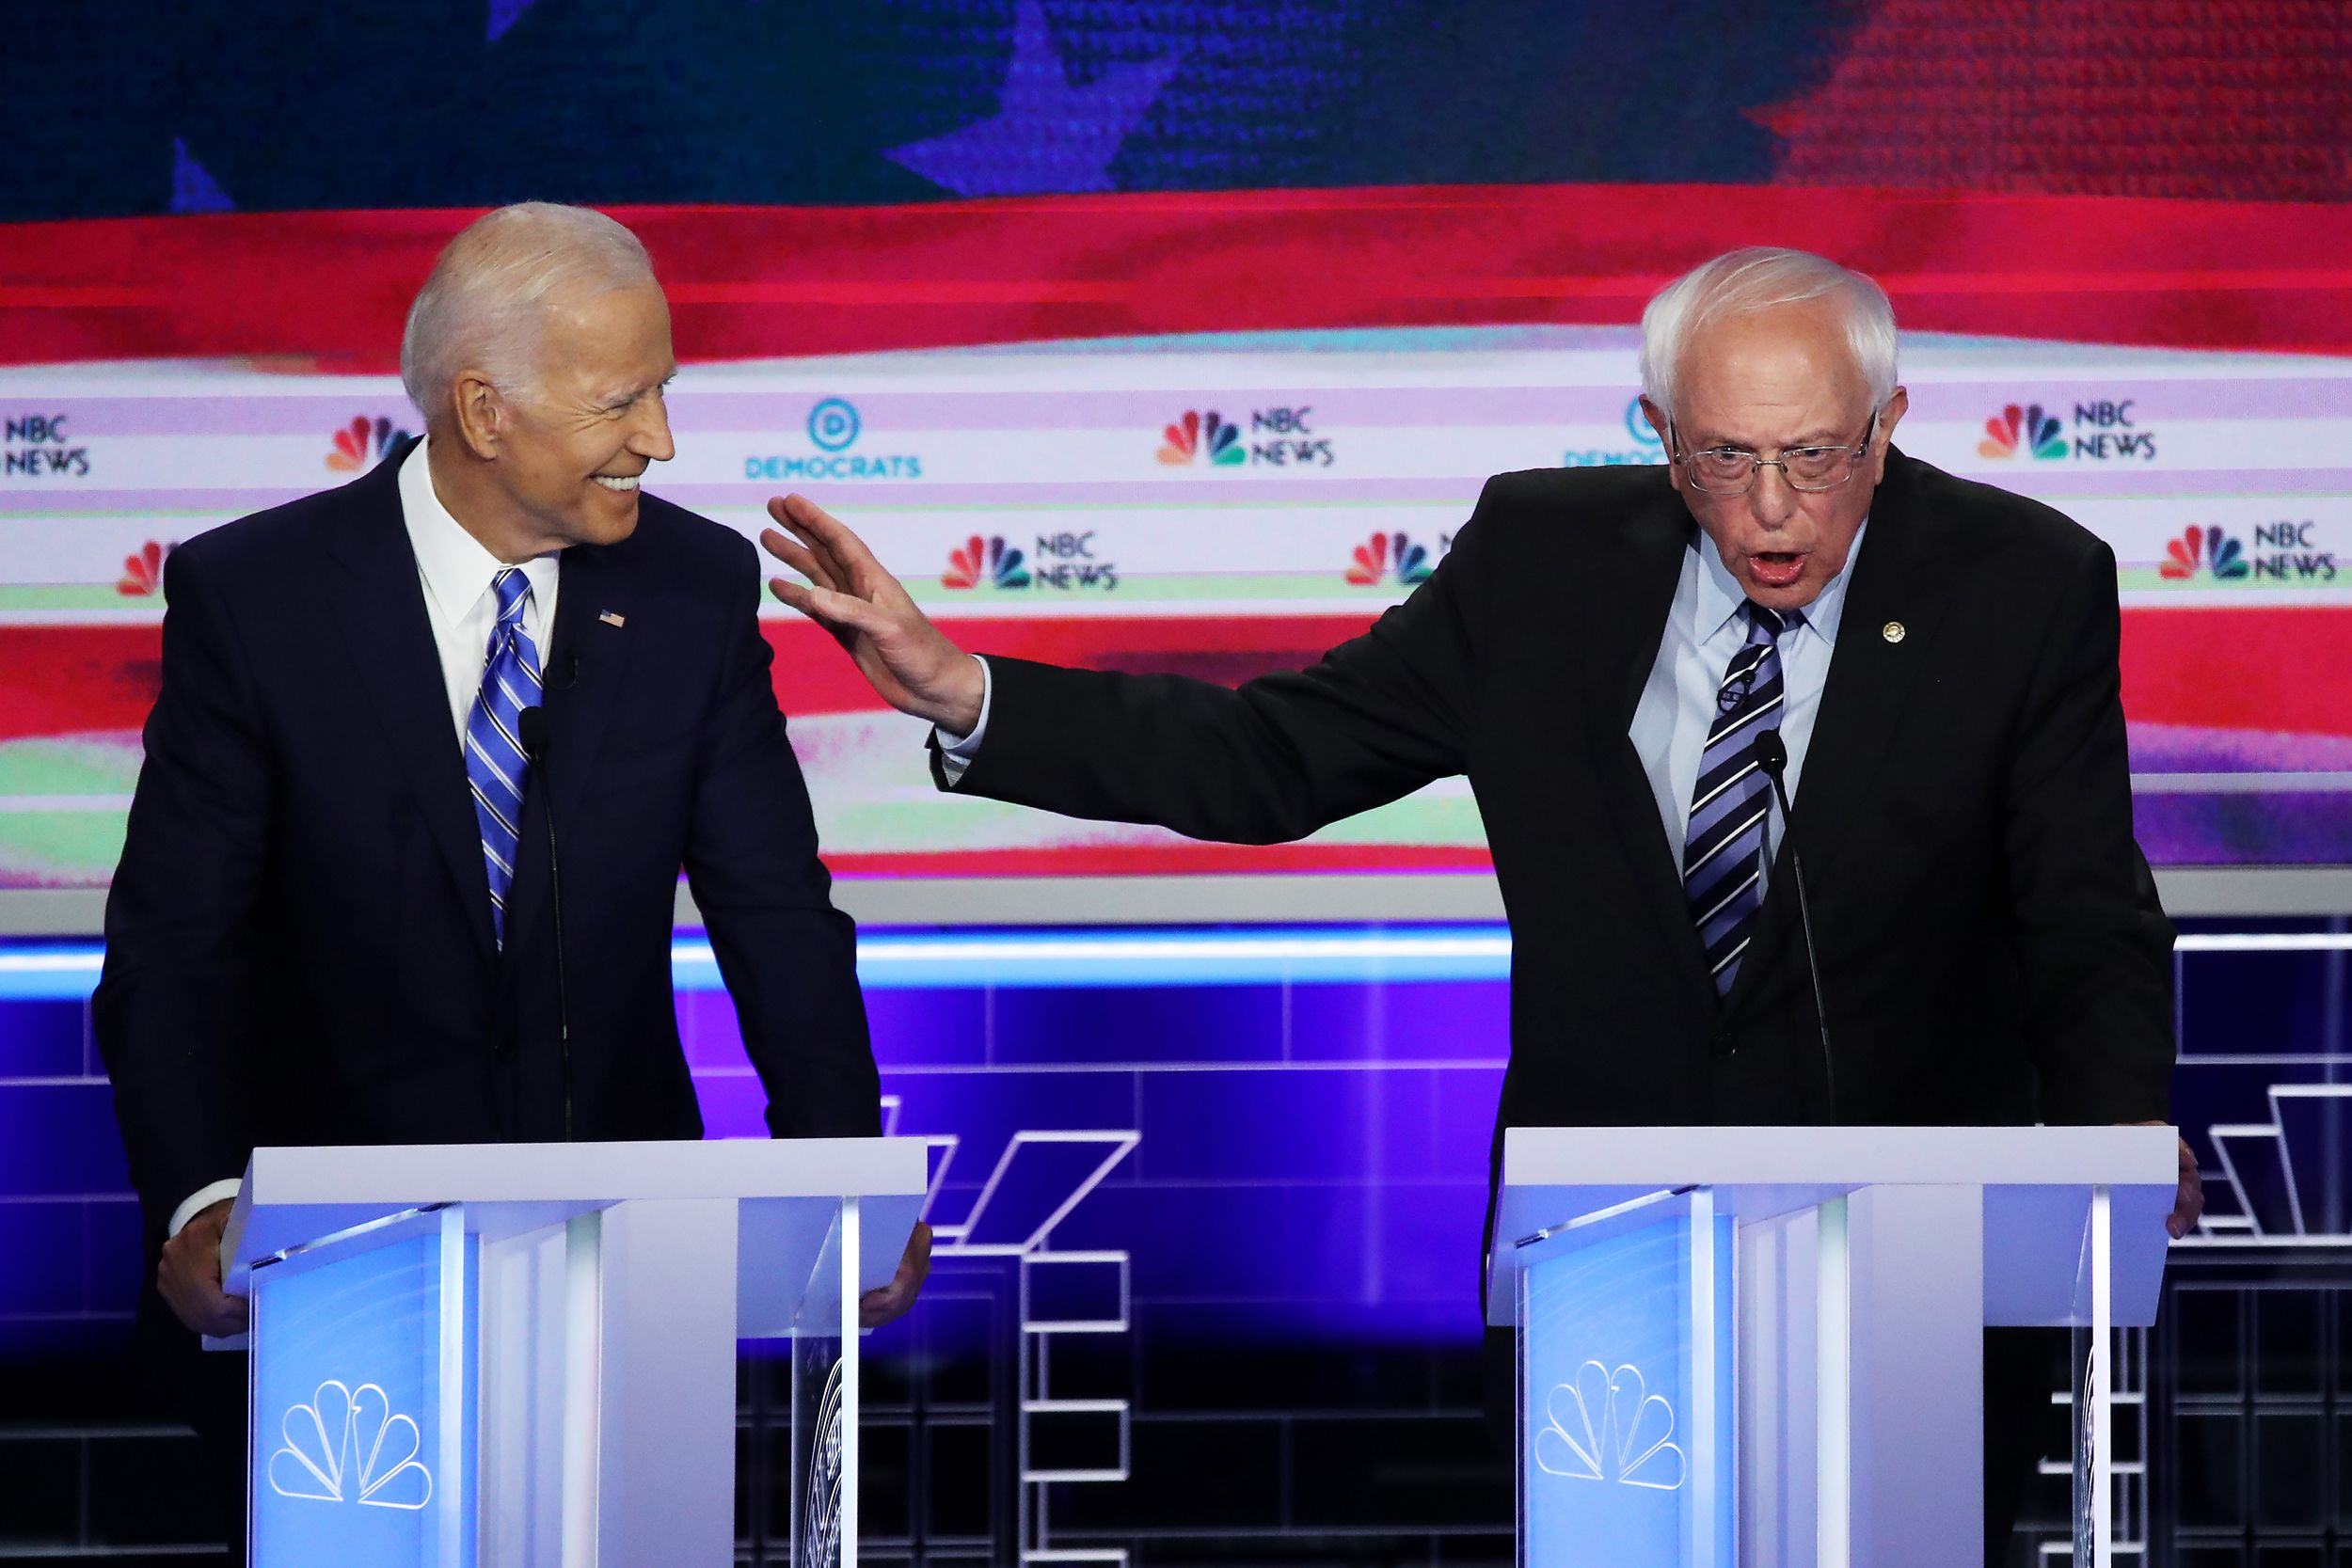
[
  {"x1": 397, "y1": 436, "x2": 562, "y2": 626},
  {"x1": 1690, "y1": 515, "x2": 1870, "y2": 647}
]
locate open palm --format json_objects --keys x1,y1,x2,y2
[{"x1": 761, "y1": 495, "x2": 985, "y2": 734}]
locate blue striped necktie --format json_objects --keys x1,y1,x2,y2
[
  {"x1": 464, "y1": 567, "x2": 542, "y2": 948},
  {"x1": 1683, "y1": 602, "x2": 1799, "y2": 997}
]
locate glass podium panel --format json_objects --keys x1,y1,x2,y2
[
  {"x1": 1518, "y1": 1197, "x2": 1734, "y2": 1568},
  {"x1": 787, "y1": 1199, "x2": 855, "y2": 1568},
  {"x1": 788, "y1": 1331, "x2": 849, "y2": 1568},
  {"x1": 248, "y1": 1206, "x2": 476, "y2": 1568}
]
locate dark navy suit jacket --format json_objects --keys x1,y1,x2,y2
[
  {"x1": 951, "y1": 451, "x2": 2176, "y2": 1174},
  {"x1": 94, "y1": 441, "x2": 879, "y2": 1239}
]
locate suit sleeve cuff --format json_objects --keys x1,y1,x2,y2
[
  {"x1": 931, "y1": 656, "x2": 993, "y2": 785},
  {"x1": 167, "y1": 1179, "x2": 244, "y2": 1241}
]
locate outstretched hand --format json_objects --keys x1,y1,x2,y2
[{"x1": 762, "y1": 495, "x2": 985, "y2": 735}]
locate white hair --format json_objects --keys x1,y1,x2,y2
[
  {"x1": 400, "y1": 202, "x2": 658, "y2": 422},
  {"x1": 1638, "y1": 247, "x2": 1898, "y2": 423}
]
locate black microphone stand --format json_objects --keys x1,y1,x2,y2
[
  {"x1": 1755, "y1": 730, "x2": 1836, "y2": 1117},
  {"x1": 516, "y1": 705, "x2": 574, "y2": 1141}
]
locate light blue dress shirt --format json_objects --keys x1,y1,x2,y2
[{"x1": 1630, "y1": 519, "x2": 1867, "y2": 895}]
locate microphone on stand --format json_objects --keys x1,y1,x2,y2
[
  {"x1": 1754, "y1": 730, "x2": 1836, "y2": 1117},
  {"x1": 516, "y1": 705, "x2": 575, "y2": 1141}
]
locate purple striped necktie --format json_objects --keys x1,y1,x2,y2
[
  {"x1": 1683, "y1": 602, "x2": 1799, "y2": 997},
  {"x1": 463, "y1": 567, "x2": 542, "y2": 949}
]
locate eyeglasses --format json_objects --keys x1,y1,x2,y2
[{"x1": 1670, "y1": 410, "x2": 1882, "y2": 496}]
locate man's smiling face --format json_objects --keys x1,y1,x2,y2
[
  {"x1": 1643, "y1": 298, "x2": 1906, "y2": 612},
  {"x1": 488, "y1": 281, "x2": 677, "y2": 551}
]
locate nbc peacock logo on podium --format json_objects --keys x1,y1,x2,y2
[
  {"x1": 1534, "y1": 1360, "x2": 1686, "y2": 1491},
  {"x1": 267, "y1": 1380, "x2": 434, "y2": 1510}
]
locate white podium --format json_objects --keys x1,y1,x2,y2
[
  {"x1": 217, "y1": 1138, "x2": 928, "y2": 1568},
  {"x1": 1486, "y1": 1125, "x2": 2177, "y2": 1568}
]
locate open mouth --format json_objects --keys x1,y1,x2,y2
[
  {"x1": 1748, "y1": 549, "x2": 1807, "y2": 589},
  {"x1": 592, "y1": 474, "x2": 641, "y2": 492}
]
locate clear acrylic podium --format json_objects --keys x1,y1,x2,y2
[
  {"x1": 1486, "y1": 1125, "x2": 2177, "y2": 1568},
  {"x1": 215, "y1": 1137, "x2": 928, "y2": 1568}
]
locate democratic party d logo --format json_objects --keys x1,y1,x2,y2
[
  {"x1": 806, "y1": 399, "x2": 861, "y2": 452},
  {"x1": 327, "y1": 416, "x2": 413, "y2": 473},
  {"x1": 1158, "y1": 410, "x2": 1243, "y2": 467},
  {"x1": 2160, "y1": 524, "x2": 2249, "y2": 580},
  {"x1": 1978, "y1": 404, "x2": 2065, "y2": 462}
]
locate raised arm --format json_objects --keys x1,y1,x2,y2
[{"x1": 763, "y1": 486, "x2": 1495, "y2": 844}]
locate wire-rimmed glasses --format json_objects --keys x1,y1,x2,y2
[{"x1": 1670, "y1": 410, "x2": 1883, "y2": 496}]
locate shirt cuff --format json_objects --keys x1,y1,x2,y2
[
  {"x1": 167, "y1": 1179, "x2": 244, "y2": 1241},
  {"x1": 932, "y1": 656, "x2": 993, "y2": 785}
]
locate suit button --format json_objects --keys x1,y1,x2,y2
[{"x1": 1710, "y1": 1029, "x2": 1737, "y2": 1057}]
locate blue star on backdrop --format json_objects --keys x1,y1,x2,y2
[{"x1": 887, "y1": 0, "x2": 1180, "y2": 197}]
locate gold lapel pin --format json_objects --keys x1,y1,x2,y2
[{"x1": 1882, "y1": 620, "x2": 1906, "y2": 644}]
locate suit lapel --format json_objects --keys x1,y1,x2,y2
[
  {"x1": 504, "y1": 540, "x2": 634, "y2": 963},
  {"x1": 1581, "y1": 498, "x2": 1715, "y2": 1001},
  {"x1": 326, "y1": 440, "x2": 498, "y2": 967},
  {"x1": 1762, "y1": 446, "x2": 1947, "y2": 911}
]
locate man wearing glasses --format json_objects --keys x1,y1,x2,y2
[{"x1": 759, "y1": 246, "x2": 2196, "y2": 1550}]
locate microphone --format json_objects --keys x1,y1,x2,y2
[
  {"x1": 548, "y1": 652, "x2": 582, "y2": 690},
  {"x1": 1754, "y1": 730, "x2": 1836, "y2": 1117},
  {"x1": 516, "y1": 706, "x2": 575, "y2": 1141}
]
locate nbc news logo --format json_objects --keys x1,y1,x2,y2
[
  {"x1": 327, "y1": 416, "x2": 413, "y2": 473},
  {"x1": 1344, "y1": 531, "x2": 1436, "y2": 588},
  {"x1": 1979, "y1": 399, "x2": 2156, "y2": 463},
  {"x1": 1158, "y1": 407, "x2": 1334, "y2": 468},
  {"x1": 2161, "y1": 523, "x2": 2335, "y2": 584}
]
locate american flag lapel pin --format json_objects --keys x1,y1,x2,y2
[{"x1": 598, "y1": 610, "x2": 627, "y2": 628}]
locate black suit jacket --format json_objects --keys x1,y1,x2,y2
[
  {"x1": 949, "y1": 451, "x2": 2174, "y2": 1167},
  {"x1": 94, "y1": 443, "x2": 879, "y2": 1239}
]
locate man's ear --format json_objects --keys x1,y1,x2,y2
[
  {"x1": 1637, "y1": 395, "x2": 1673, "y2": 451},
  {"x1": 450, "y1": 370, "x2": 506, "y2": 461},
  {"x1": 1639, "y1": 396, "x2": 1683, "y2": 496},
  {"x1": 1870, "y1": 386, "x2": 1910, "y2": 483}
]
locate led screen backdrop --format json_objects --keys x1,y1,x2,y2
[{"x1": 3, "y1": 0, "x2": 2348, "y2": 889}]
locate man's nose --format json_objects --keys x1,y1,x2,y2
[
  {"x1": 1748, "y1": 462, "x2": 1799, "y2": 526},
  {"x1": 633, "y1": 401, "x2": 676, "y2": 464}
]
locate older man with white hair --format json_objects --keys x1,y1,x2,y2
[
  {"x1": 95, "y1": 202, "x2": 928, "y2": 1549},
  {"x1": 759, "y1": 245, "x2": 2198, "y2": 1551}
]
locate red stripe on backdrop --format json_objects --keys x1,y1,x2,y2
[
  {"x1": 3, "y1": 186, "x2": 2348, "y2": 367},
  {"x1": 2121, "y1": 606, "x2": 2352, "y2": 736},
  {"x1": 764, "y1": 615, "x2": 1385, "y2": 715},
  {"x1": 0, "y1": 626, "x2": 161, "y2": 737},
  {"x1": 6, "y1": 607, "x2": 2344, "y2": 746}
]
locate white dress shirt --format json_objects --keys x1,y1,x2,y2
[
  {"x1": 938, "y1": 519, "x2": 1871, "y2": 895},
  {"x1": 1629, "y1": 520, "x2": 1866, "y2": 894},
  {"x1": 398, "y1": 437, "x2": 563, "y2": 743},
  {"x1": 166, "y1": 437, "x2": 564, "y2": 1240}
]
